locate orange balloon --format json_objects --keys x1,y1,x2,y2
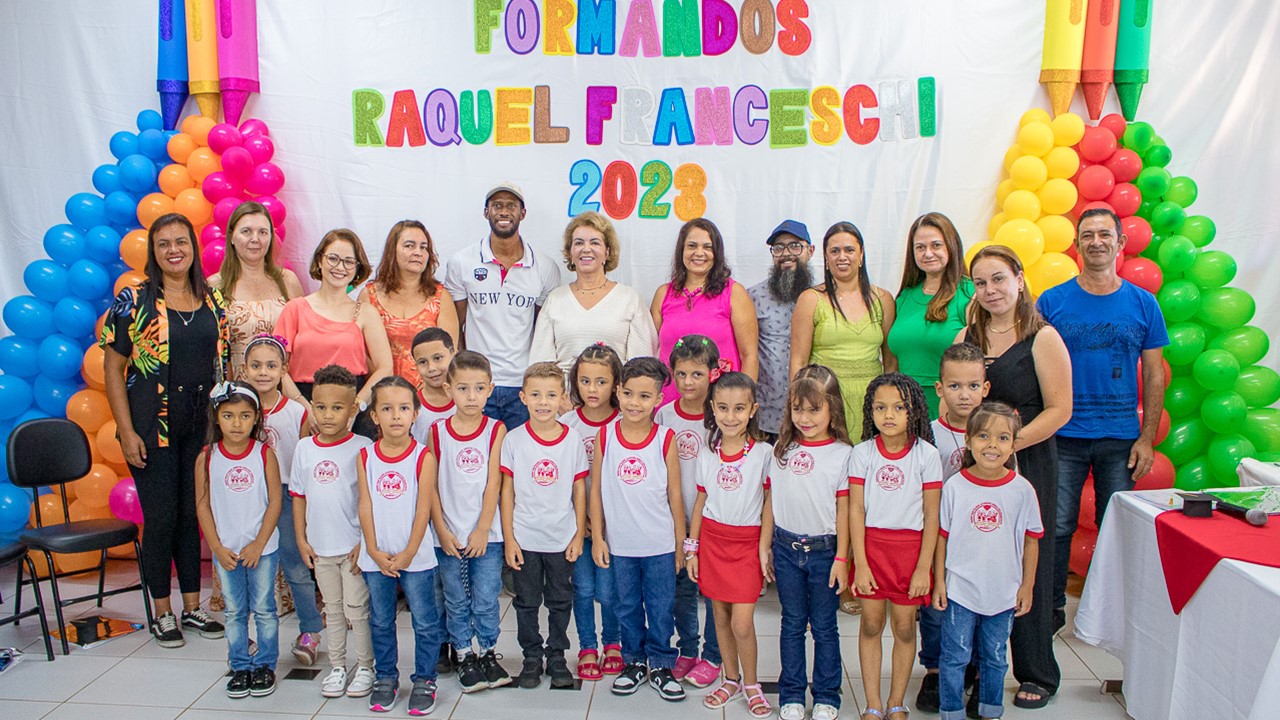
[
  {"x1": 66, "y1": 388, "x2": 112, "y2": 436},
  {"x1": 88, "y1": 435, "x2": 105, "y2": 465},
  {"x1": 114, "y1": 270, "x2": 146, "y2": 296},
  {"x1": 180, "y1": 114, "x2": 202, "y2": 136},
  {"x1": 31, "y1": 494, "x2": 66, "y2": 526},
  {"x1": 186, "y1": 147, "x2": 221, "y2": 183},
  {"x1": 120, "y1": 228, "x2": 149, "y2": 270},
  {"x1": 168, "y1": 132, "x2": 198, "y2": 164},
  {"x1": 82, "y1": 344, "x2": 106, "y2": 390},
  {"x1": 97, "y1": 421, "x2": 126, "y2": 465},
  {"x1": 188, "y1": 116, "x2": 217, "y2": 147},
  {"x1": 158, "y1": 164, "x2": 196, "y2": 198},
  {"x1": 49, "y1": 481, "x2": 76, "y2": 503},
  {"x1": 175, "y1": 187, "x2": 213, "y2": 226},
  {"x1": 73, "y1": 464, "x2": 119, "y2": 508},
  {"x1": 138, "y1": 192, "x2": 175, "y2": 228}
]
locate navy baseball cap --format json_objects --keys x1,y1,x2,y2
[{"x1": 767, "y1": 219, "x2": 811, "y2": 245}]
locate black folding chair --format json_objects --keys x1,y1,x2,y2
[
  {"x1": 7, "y1": 418, "x2": 153, "y2": 655},
  {"x1": 0, "y1": 540, "x2": 54, "y2": 660}
]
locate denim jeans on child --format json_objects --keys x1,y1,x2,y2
[
  {"x1": 217, "y1": 551, "x2": 280, "y2": 672},
  {"x1": 434, "y1": 543, "x2": 504, "y2": 652},
  {"x1": 276, "y1": 494, "x2": 323, "y2": 634},
  {"x1": 612, "y1": 552, "x2": 677, "y2": 670},
  {"x1": 573, "y1": 536, "x2": 620, "y2": 651},
  {"x1": 675, "y1": 568, "x2": 721, "y2": 664},
  {"x1": 1053, "y1": 436, "x2": 1135, "y2": 611},
  {"x1": 939, "y1": 600, "x2": 1015, "y2": 720},
  {"x1": 483, "y1": 386, "x2": 529, "y2": 431},
  {"x1": 772, "y1": 527, "x2": 842, "y2": 709},
  {"x1": 364, "y1": 569, "x2": 441, "y2": 682}
]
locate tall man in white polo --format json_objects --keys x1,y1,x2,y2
[{"x1": 444, "y1": 182, "x2": 560, "y2": 429}]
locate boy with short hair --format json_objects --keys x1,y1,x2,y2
[
  {"x1": 410, "y1": 328, "x2": 457, "y2": 444},
  {"x1": 501, "y1": 362, "x2": 589, "y2": 689}
]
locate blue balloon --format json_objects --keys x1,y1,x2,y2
[
  {"x1": 43, "y1": 224, "x2": 85, "y2": 267},
  {"x1": 92, "y1": 295, "x2": 113, "y2": 317},
  {"x1": 33, "y1": 375, "x2": 78, "y2": 417},
  {"x1": 92, "y1": 163, "x2": 123, "y2": 195},
  {"x1": 53, "y1": 297, "x2": 98, "y2": 339},
  {"x1": 0, "y1": 337, "x2": 41, "y2": 378},
  {"x1": 0, "y1": 376, "x2": 34, "y2": 420},
  {"x1": 0, "y1": 484, "x2": 33, "y2": 533},
  {"x1": 84, "y1": 225, "x2": 124, "y2": 264},
  {"x1": 118, "y1": 154, "x2": 158, "y2": 195},
  {"x1": 137, "y1": 109, "x2": 164, "y2": 132},
  {"x1": 104, "y1": 191, "x2": 138, "y2": 227},
  {"x1": 2, "y1": 296, "x2": 54, "y2": 340},
  {"x1": 14, "y1": 408, "x2": 51, "y2": 426},
  {"x1": 23, "y1": 259, "x2": 69, "y2": 303},
  {"x1": 138, "y1": 129, "x2": 169, "y2": 161},
  {"x1": 65, "y1": 193, "x2": 107, "y2": 231},
  {"x1": 37, "y1": 335, "x2": 83, "y2": 381},
  {"x1": 67, "y1": 259, "x2": 112, "y2": 300},
  {"x1": 109, "y1": 131, "x2": 140, "y2": 160}
]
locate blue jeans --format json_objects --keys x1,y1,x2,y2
[
  {"x1": 364, "y1": 569, "x2": 440, "y2": 682},
  {"x1": 940, "y1": 601, "x2": 1015, "y2": 720},
  {"x1": 675, "y1": 568, "x2": 721, "y2": 664},
  {"x1": 217, "y1": 551, "x2": 280, "y2": 672},
  {"x1": 277, "y1": 493, "x2": 322, "y2": 633},
  {"x1": 1053, "y1": 436, "x2": 1134, "y2": 610},
  {"x1": 484, "y1": 386, "x2": 529, "y2": 431},
  {"x1": 434, "y1": 543, "x2": 504, "y2": 652},
  {"x1": 574, "y1": 537, "x2": 620, "y2": 650},
  {"x1": 612, "y1": 553, "x2": 677, "y2": 669},
  {"x1": 772, "y1": 527, "x2": 842, "y2": 708}
]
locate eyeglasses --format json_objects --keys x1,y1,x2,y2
[
  {"x1": 488, "y1": 201, "x2": 521, "y2": 212},
  {"x1": 769, "y1": 240, "x2": 809, "y2": 256},
  {"x1": 324, "y1": 253, "x2": 358, "y2": 270}
]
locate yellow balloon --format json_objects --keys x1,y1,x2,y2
[
  {"x1": 1020, "y1": 108, "x2": 1053, "y2": 128},
  {"x1": 1003, "y1": 145, "x2": 1022, "y2": 174},
  {"x1": 994, "y1": 219, "x2": 1045, "y2": 267},
  {"x1": 1025, "y1": 252, "x2": 1079, "y2": 296},
  {"x1": 1045, "y1": 146, "x2": 1081, "y2": 179},
  {"x1": 1051, "y1": 113, "x2": 1086, "y2": 147},
  {"x1": 1037, "y1": 177, "x2": 1078, "y2": 216},
  {"x1": 995, "y1": 179, "x2": 1016, "y2": 207},
  {"x1": 1037, "y1": 215, "x2": 1077, "y2": 253},
  {"x1": 1010, "y1": 155, "x2": 1049, "y2": 191},
  {"x1": 988, "y1": 212, "x2": 1007, "y2": 240},
  {"x1": 1003, "y1": 189, "x2": 1042, "y2": 222},
  {"x1": 965, "y1": 240, "x2": 992, "y2": 270},
  {"x1": 1017, "y1": 122, "x2": 1055, "y2": 157}
]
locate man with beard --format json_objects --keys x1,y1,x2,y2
[
  {"x1": 747, "y1": 220, "x2": 814, "y2": 442},
  {"x1": 444, "y1": 183, "x2": 561, "y2": 429}
]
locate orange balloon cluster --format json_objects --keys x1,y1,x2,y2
[{"x1": 135, "y1": 115, "x2": 219, "y2": 233}]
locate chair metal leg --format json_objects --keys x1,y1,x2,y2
[
  {"x1": 96, "y1": 548, "x2": 108, "y2": 607},
  {"x1": 41, "y1": 550, "x2": 71, "y2": 656},
  {"x1": 12, "y1": 557, "x2": 22, "y2": 625},
  {"x1": 23, "y1": 556, "x2": 55, "y2": 662},
  {"x1": 134, "y1": 540, "x2": 154, "y2": 628}
]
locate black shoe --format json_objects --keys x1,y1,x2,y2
[
  {"x1": 369, "y1": 677, "x2": 399, "y2": 712},
  {"x1": 916, "y1": 671, "x2": 940, "y2": 713},
  {"x1": 407, "y1": 679, "x2": 437, "y2": 716},
  {"x1": 480, "y1": 649, "x2": 513, "y2": 689},
  {"x1": 150, "y1": 612, "x2": 185, "y2": 648},
  {"x1": 436, "y1": 642, "x2": 458, "y2": 674},
  {"x1": 249, "y1": 666, "x2": 276, "y2": 697},
  {"x1": 518, "y1": 657, "x2": 543, "y2": 689},
  {"x1": 649, "y1": 667, "x2": 685, "y2": 701},
  {"x1": 612, "y1": 662, "x2": 648, "y2": 695},
  {"x1": 966, "y1": 684, "x2": 980, "y2": 719},
  {"x1": 226, "y1": 669, "x2": 251, "y2": 698},
  {"x1": 458, "y1": 653, "x2": 488, "y2": 693},
  {"x1": 181, "y1": 607, "x2": 225, "y2": 639},
  {"x1": 547, "y1": 654, "x2": 575, "y2": 689}
]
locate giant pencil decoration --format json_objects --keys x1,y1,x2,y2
[
  {"x1": 157, "y1": 0, "x2": 189, "y2": 131},
  {"x1": 1080, "y1": 0, "x2": 1120, "y2": 120},
  {"x1": 217, "y1": 0, "x2": 260, "y2": 126},
  {"x1": 185, "y1": 0, "x2": 220, "y2": 119},
  {"x1": 1040, "y1": 0, "x2": 1089, "y2": 116},
  {"x1": 1114, "y1": 0, "x2": 1153, "y2": 121}
]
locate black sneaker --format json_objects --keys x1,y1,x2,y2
[
  {"x1": 966, "y1": 683, "x2": 980, "y2": 719},
  {"x1": 649, "y1": 667, "x2": 685, "y2": 701},
  {"x1": 458, "y1": 653, "x2": 488, "y2": 693},
  {"x1": 369, "y1": 678, "x2": 399, "y2": 712},
  {"x1": 547, "y1": 653, "x2": 574, "y2": 689},
  {"x1": 611, "y1": 662, "x2": 648, "y2": 695},
  {"x1": 150, "y1": 612, "x2": 185, "y2": 648},
  {"x1": 480, "y1": 649, "x2": 513, "y2": 689},
  {"x1": 249, "y1": 666, "x2": 276, "y2": 697},
  {"x1": 436, "y1": 642, "x2": 458, "y2": 674},
  {"x1": 916, "y1": 671, "x2": 940, "y2": 713},
  {"x1": 181, "y1": 607, "x2": 225, "y2": 639},
  {"x1": 226, "y1": 669, "x2": 251, "y2": 698},
  {"x1": 407, "y1": 679, "x2": 437, "y2": 716},
  {"x1": 518, "y1": 657, "x2": 543, "y2": 689}
]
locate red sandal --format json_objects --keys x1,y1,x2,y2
[
  {"x1": 601, "y1": 643, "x2": 625, "y2": 675},
  {"x1": 577, "y1": 649, "x2": 603, "y2": 681}
]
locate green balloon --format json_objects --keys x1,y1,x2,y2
[
  {"x1": 1242, "y1": 409, "x2": 1280, "y2": 454},
  {"x1": 1150, "y1": 201, "x2": 1187, "y2": 235},
  {"x1": 1235, "y1": 365, "x2": 1280, "y2": 408},
  {"x1": 1165, "y1": 376, "x2": 1210, "y2": 419},
  {"x1": 1185, "y1": 250, "x2": 1236, "y2": 289},
  {"x1": 1164, "y1": 176, "x2": 1198, "y2": 208},
  {"x1": 1136, "y1": 200, "x2": 1157, "y2": 220},
  {"x1": 1158, "y1": 418, "x2": 1212, "y2": 466},
  {"x1": 1164, "y1": 322, "x2": 1207, "y2": 366},
  {"x1": 1200, "y1": 391, "x2": 1248, "y2": 434},
  {"x1": 1122, "y1": 121, "x2": 1155, "y2": 153},
  {"x1": 1141, "y1": 234, "x2": 1165, "y2": 261},
  {"x1": 1135, "y1": 167, "x2": 1172, "y2": 201},
  {"x1": 1207, "y1": 326, "x2": 1270, "y2": 366},
  {"x1": 1143, "y1": 143, "x2": 1173, "y2": 168},
  {"x1": 1173, "y1": 455, "x2": 1213, "y2": 491},
  {"x1": 1155, "y1": 236, "x2": 1198, "y2": 275},
  {"x1": 1196, "y1": 287, "x2": 1256, "y2": 329},
  {"x1": 1207, "y1": 434, "x2": 1254, "y2": 486},
  {"x1": 1157, "y1": 282, "x2": 1202, "y2": 324},
  {"x1": 1180, "y1": 216, "x2": 1217, "y2": 247},
  {"x1": 1192, "y1": 349, "x2": 1241, "y2": 391}
]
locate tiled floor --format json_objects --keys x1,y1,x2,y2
[{"x1": 0, "y1": 562, "x2": 1129, "y2": 719}]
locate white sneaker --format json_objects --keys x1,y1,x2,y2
[
  {"x1": 346, "y1": 665, "x2": 377, "y2": 698},
  {"x1": 812, "y1": 703, "x2": 839, "y2": 720},
  {"x1": 321, "y1": 666, "x2": 348, "y2": 698},
  {"x1": 780, "y1": 703, "x2": 806, "y2": 720}
]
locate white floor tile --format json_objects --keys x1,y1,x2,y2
[
  {"x1": 0, "y1": 698, "x2": 59, "y2": 720},
  {"x1": 44, "y1": 702, "x2": 182, "y2": 720},
  {"x1": 452, "y1": 682, "x2": 592, "y2": 720},
  {"x1": 69, "y1": 657, "x2": 228, "y2": 707},
  {"x1": 0, "y1": 653, "x2": 122, "y2": 702},
  {"x1": 1062, "y1": 636, "x2": 1124, "y2": 681}
]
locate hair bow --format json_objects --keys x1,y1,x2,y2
[{"x1": 209, "y1": 381, "x2": 260, "y2": 408}]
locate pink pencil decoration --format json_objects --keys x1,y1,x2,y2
[{"x1": 216, "y1": 0, "x2": 260, "y2": 126}]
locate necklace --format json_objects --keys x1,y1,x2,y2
[
  {"x1": 574, "y1": 279, "x2": 610, "y2": 293},
  {"x1": 173, "y1": 307, "x2": 198, "y2": 327},
  {"x1": 989, "y1": 323, "x2": 1015, "y2": 334}
]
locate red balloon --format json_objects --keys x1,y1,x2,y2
[
  {"x1": 1099, "y1": 114, "x2": 1128, "y2": 141},
  {"x1": 1121, "y1": 216, "x2": 1153, "y2": 255},
  {"x1": 1077, "y1": 165, "x2": 1117, "y2": 201},
  {"x1": 1104, "y1": 149, "x2": 1143, "y2": 184},
  {"x1": 1135, "y1": 452, "x2": 1175, "y2": 491},
  {"x1": 1079, "y1": 476, "x2": 1098, "y2": 530},
  {"x1": 1064, "y1": 244, "x2": 1079, "y2": 260},
  {"x1": 1078, "y1": 126, "x2": 1118, "y2": 163},
  {"x1": 1119, "y1": 257, "x2": 1163, "y2": 294},
  {"x1": 1069, "y1": 527, "x2": 1098, "y2": 577},
  {"x1": 1136, "y1": 404, "x2": 1173, "y2": 445},
  {"x1": 1106, "y1": 183, "x2": 1142, "y2": 217}
]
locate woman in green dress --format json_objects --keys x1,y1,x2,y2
[{"x1": 886, "y1": 212, "x2": 975, "y2": 418}]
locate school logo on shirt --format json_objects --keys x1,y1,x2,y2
[
  {"x1": 583, "y1": 437, "x2": 598, "y2": 464},
  {"x1": 675, "y1": 430, "x2": 702, "y2": 461},
  {"x1": 716, "y1": 464, "x2": 743, "y2": 491},
  {"x1": 224, "y1": 466, "x2": 254, "y2": 493},
  {"x1": 532, "y1": 459, "x2": 559, "y2": 486},
  {"x1": 376, "y1": 470, "x2": 407, "y2": 499},
  {"x1": 263, "y1": 425, "x2": 280, "y2": 449},
  {"x1": 617, "y1": 456, "x2": 648, "y2": 485},
  {"x1": 473, "y1": 267, "x2": 488, "y2": 281},
  {"x1": 970, "y1": 502, "x2": 1004, "y2": 532},
  {"x1": 948, "y1": 448, "x2": 964, "y2": 472},
  {"x1": 788, "y1": 450, "x2": 815, "y2": 475},
  {"x1": 455, "y1": 446, "x2": 484, "y2": 474},
  {"x1": 875, "y1": 464, "x2": 905, "y2": 491},
  {"x1": 313, "y1": 460, "x2": 340, "y2": 485}
]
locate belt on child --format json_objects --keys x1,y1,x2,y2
[{"x1": 773, "y1": 526, "x2": 837, "y2": 553}]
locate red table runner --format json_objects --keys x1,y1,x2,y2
[{"x1": 1154, "y1": 510, "x2": 1280, "y2": 614}]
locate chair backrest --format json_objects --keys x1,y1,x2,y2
[{"x1": 6, "y1": 418, "x2": 93, "y2": 491}]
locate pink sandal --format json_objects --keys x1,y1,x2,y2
[
  {"x1": 601, "y1": 643, "x2": 625, "y2": 675},
  {"x1": 702, "y1": 678, "x2": 742, "y2": 709},
  {"x1": 577, "y1": 649, "x2": 602, "y2": 681},
  {"x1": 744, "y1": 683, "x2": 773, "y2": 717}
]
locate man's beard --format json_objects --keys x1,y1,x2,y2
[
  {"x1": 489, "y1": 219, "x2": 520, "y2": 239},
  {"x1": 768, "y1": 261, "x2": 813, "y2": 304}
]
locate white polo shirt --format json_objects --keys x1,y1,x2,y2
[
  {"x1": 500, "y1": 423, "x2": 589, "y2": 552},
  {"x1": 443, "y1": 237, "x2": 561, "y2": 387},
  {"x1": 850, "y1": 436, "x2": 943, "y2": 532},
  {"x1": 289, "y1": 433, "x2": 372, "y2": 556},
  {"x1": 940, "y1": 469, "x2": 1043, "y2": 615},
  {"x1": 769, "y1": 438, "x2": 853, "y2": 537},
  {"x1": 655, "y1": 400, "x2": 707, "y2": 524},
  {"x1": 695, "y1": 440, "x2": 772, "y2": 527},
  {"x1": 931, "y1": 418, "x2": 967, "y2": 484}
]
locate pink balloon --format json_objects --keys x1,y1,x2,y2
[
  {"x1": 108, "y1": 478, "x2": 144, "y2": 524},
  {"x1": 239, "y1": 118, "x2": 270, "y2": 138},
  {"x1": 201, "y1": 239, "x2": 226, "y2": 273},
  {"x1": 201, "y1": 222, "x2": 225, "y2": 248},
  {"x1": 220, "y1": 146, "x2": 255, "y2": 181},
  {"x1": 276, "y1": 225, "x2": 287, "y2": 241},
  {"x1": 201, "y1": 171, "x2": 244, "y2": 203},
  {"x1": 243, "y1": 135, "x2": 275, "y2": 165},
  {"x1": 213, "y1": 197, "x2": 240, "y2": 228},
  {"x1": 206, "y1": 123, "x2": 244, "y2": 154},
  {"x1": 256, "y1": 195, "x2": 288, "y2": 227},
  {"x1": 246, "y1": 162, "x2": 285, "y2": 196}
]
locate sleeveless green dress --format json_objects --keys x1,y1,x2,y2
[{"x1": 808, "y1": 296, "x2": 884, "y2": 440}]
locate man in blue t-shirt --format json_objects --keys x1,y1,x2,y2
[{"x1": 1036, "y1": 207, "x2": 1169, "y2": 628}]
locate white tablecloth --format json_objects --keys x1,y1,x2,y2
[
  {"x1": 1238, "y1": 458, "x2": 1280, "y2": 487},
  {"x1": 1075, "y1": 490, "x2": 1280, "y2": 720}
]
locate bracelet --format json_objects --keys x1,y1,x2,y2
[
  {"x1": 834, "y1": 556, "x2": 849, "y2": 563},
  {"x1": 682, "y1": 538, "x2": 699, "y2": 553}
]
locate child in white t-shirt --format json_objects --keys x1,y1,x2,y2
[
  {"x1": 933, "y1": 403, "x2": 1042, "y2": 720},
  {"x1": 410, "y1": 327, "x2": 456, "y2": 444}
]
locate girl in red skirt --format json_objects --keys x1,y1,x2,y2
[
  {"x1": 850, "y1": 373, "x2": 943, "y2": 720},
  {"x1": 685, "y1": 373, "x2": 774, "y2": 717}
]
